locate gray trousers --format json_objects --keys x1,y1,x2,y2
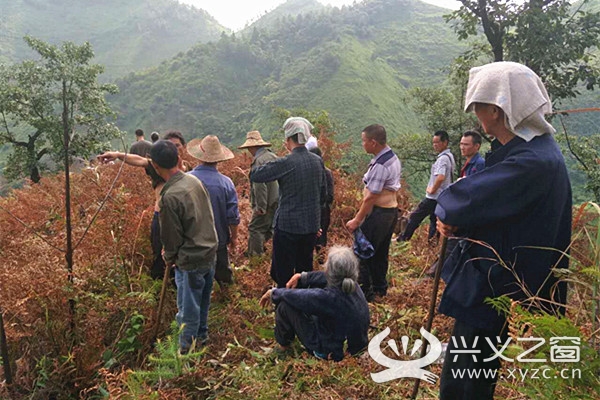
[{"x1": 247, "y1": 205, "x2": 277, "y2": 256}]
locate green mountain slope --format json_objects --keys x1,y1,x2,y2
[
  {"x1": 0, "y1": 0, "x2": 228, "y2": 79},
  {"x1": 111, "y1": 0, "x2": 466, "y2": 143},
  {"x1": 243, "y1": 0, "x2": 328, "y2": 32}
]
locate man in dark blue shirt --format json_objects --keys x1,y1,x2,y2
[
  {"x1": 250, "y1": 117, "x2": 326, "y2": 288},
  {"x1": 458, "y1": 130, "x2": 485, "y2": 179},
  {"x1": 187, "y1": 136, "x2": 240, "y2": 288}
]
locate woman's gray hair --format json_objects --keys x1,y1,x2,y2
[{"x1": 325, "y1": 246, "x2": 359, "y2": 294}]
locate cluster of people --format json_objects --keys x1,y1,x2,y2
[{"x1": 99, "y1": 61, "x2": 572, "y2": 400}]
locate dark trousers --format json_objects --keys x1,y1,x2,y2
[
  {"x1": 440, "y1": 320, "x2": 507, "y2": 400},
  {"x1": 215, "y1": 246, "x2": 234, "y2": 286},
  {"x1": 271, "y1": 228, "x2": 316, "y2": 288},
  {"x1": 150, "y1": 212, "x2": 166, "y2": 280},
  {"x1": 359, "y1": 206, "x2": 398, "y2": 300},
  {"x1": 315, "y1": 206, "x2": 331, "y2": 250},
  {"x1": 274, "y1": 301, "x2": 319, "y2": 353},
  {"x1": 401, "y1": 197, "x2": 437, "y2": 241}
]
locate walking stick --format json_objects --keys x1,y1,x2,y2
[
  {"x1": 152, "y1": 262, "x2": 172, "y2": 342},
  {"x1": 410, "y1": 236, "x2": 448, "y2": 400}
]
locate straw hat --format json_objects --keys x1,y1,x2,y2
[
  {"x1": 187, "y1": 135, "x2": 234, "y2": 163},
  {"x1": 238, "y1": 130, "x2": 272, "y2": 149}
]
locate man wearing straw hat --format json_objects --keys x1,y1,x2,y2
[
  {"x1": 238, "y1": 131, "x2": 279, "y2": 256},
  {"x1": 187, "y1": 135, "x2": 240, "y2": 289},
  {"x1": 250, "y1": 117, "x2": 326, "y2": 288}
]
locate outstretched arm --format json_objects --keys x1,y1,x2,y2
[{"x1": 98, "y1": 151, "x2": 149, "y2": 168}]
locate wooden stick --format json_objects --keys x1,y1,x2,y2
[
  {"x1": 152, "y1": 263, "x2": 172, "y2": 342},
  {"x1": 411, "y1": 236, "x2": 448, "y2": 399}
]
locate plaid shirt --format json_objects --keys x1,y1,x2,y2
[{"x1": 250, "y1": 146, "x2": 325, "y2": 234}]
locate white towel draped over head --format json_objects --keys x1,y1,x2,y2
[
  {"x1": 283, "y1": 117, "x2": 314, "y2": 145},
  {"x1": 464, "y1": 61, "x2": 555, "y2": 142}
]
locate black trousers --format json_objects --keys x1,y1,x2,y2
[
  {"x1": 274, "y1": 301, "x2": 319, "y2": 353},
  {"x1": 271, "y1": 228, "x2": 316, "y2": 288},
  {"x1": 401, "y1": 197, "x2": 438, "y2": 241},
  {"x1": 215, "y1": 246, "x2": 234, "y2": 286},
  {"x1": 359, "y1": 206, "x2": 398, "y2": 300},
  {"x1": 315, "y1": 205, "x2": 331, "y2": 250},
  {"x1": 150, "y1": 211, "x2": 175, "y2": 285},
  {"x1": 440, "y1": 320, "x2": 507, "y2": 400},
  {"x1": 150, "y1": 211, "x2": 166, "y2": 280}
]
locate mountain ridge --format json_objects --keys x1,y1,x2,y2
[
  {"x1": 0, "y1": 0, "x2": 229, "y2": 79},
  {"x1": 110, "y1": 0, "x2": 466, "y2": 144}
]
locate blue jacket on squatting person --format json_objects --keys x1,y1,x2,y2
[
  {"x1": 434, "y1": 62, "x2": 572, "y2": 400},
  {"x1": 259, "y1": 246, "x2": 369, "y2": 361}
]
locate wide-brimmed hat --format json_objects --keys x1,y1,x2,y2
[
  {"x1": 187, "y1": 135, "x2": 234, "y2": 163},
  {"x1": 238, "y1": 130, "x2": 272, "y2": 149}
]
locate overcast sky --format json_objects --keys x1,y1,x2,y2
[{"x1": 180, "y1": 0, "x2": 460, "y2": 31}]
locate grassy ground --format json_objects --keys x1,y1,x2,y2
[{"x1": 0, "y1": 133, "x2": 598, "y2": 399}]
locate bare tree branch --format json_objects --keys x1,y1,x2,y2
[{"x1": 73, "y1": 159, "x2": 127, "y2": 250}]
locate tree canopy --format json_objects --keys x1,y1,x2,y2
[
  {"x1": 0, "y1": 37, "x2": 121, "y2": 183},
  {"x1": 446, "y1": 0, "x2": 600, "y2": 102}
]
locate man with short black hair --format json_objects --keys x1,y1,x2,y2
[
  {"x1": 129, "y1": 128, "x2": 152, "y2": 156},
  {"x1": 399, "y1": 130, "x2": 455, "y2": 242},
  {"x1": 346, "y1": 124, "x2": 401, "y2": 302},
  {"x1": 98, "y1": 131, "x2": 189, "y2": 280},
  {"x1": 150, "y1": 131, "x2": 160, "y2": 143},
  {"x1": 151, "y1": 140, "x2": 218, "y2": 353},
  {"x1": 459, "y1": 130, "x2": 485, "y2": 179},
  {"x1": 250, "y1": 117, "x2": 326, "y2": 288}
]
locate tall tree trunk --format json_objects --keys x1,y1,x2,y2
[
  {"x1": 62, "y1": 80, "x2": 75, "y2": 333},
  {"x1": 0, "y1": 307, "x2": 12, "y2": 385}
]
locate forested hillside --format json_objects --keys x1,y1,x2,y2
[
  {"x1": 110, "y1": 0, "x2": 466, "y2": 144},
  {"x1": 0, "y1": 0, "x2": 228, "y2": 79},
  {"x1": 244, "y1": 0, "x2": 328, "y2": 32}
]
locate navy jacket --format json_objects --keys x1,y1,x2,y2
[
  {"x1": 188, "y1": 165, "x2": 240, "y2": 249},
  {"x1": 435, "y1": 134, "x2": 571, "y2": 332},
  {"x1": 271, "y1": 271, "x2": 370, "y2": 361},
  {"x1": 460, "y1": 152, "x2": 485, "y2": 178}
]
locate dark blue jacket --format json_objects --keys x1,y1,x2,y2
[
  {"x1": 435, "y1": 134, "x2": 571, "y2": 332},
  {"x1": 460, "y1": 152, "x2": 485, "y2": 178},
  {"x1": 188, "y1": 165, "x2": 240, "y2": 249},
  {"x1": 271, "y1": 271, "x2": 370, "y2": 361}
]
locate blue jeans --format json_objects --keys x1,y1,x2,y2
[{"x1": 175, "y1": 265, "x2": 215, "y2": 352}]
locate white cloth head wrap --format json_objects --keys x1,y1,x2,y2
[
  {"x1": 465, "y1": 61, "x2": 555, "y2": 142},
  {"x1": 283, "y1": 117, "x2": 314, "y2": 145}
]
